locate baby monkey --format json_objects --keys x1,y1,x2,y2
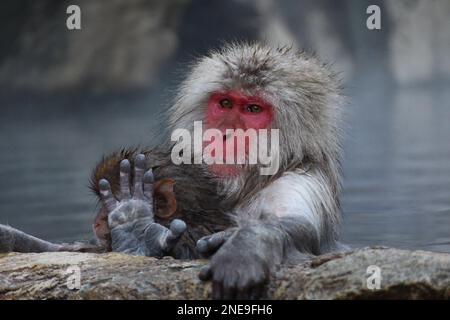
[
  {"x1": 0, "y1": 150, "x2": 233, "y2": 258},
  {"x1": 90, "y1": 148, "x2": 235, "y2": 259}
]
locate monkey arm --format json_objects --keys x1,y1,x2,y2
[
  {"x1": 197, "y1": 169, "x2": 339, "y2": 299},
  {"x1": 0, "y1": 224, "x2": 62, "y2": 253},
  {"x1": 0, "y1": 149, "x2": 139, "y2": 254},
  {"x1": 196, "y1": 214, "x2": 321, "y2": 260},
  {"x1": 0, "y1": 224, "x2": 104, "y2": 253},
  {"x1": 198, "y1": 216, "x2": 316, "y2": 300},
  {"x1": 252, "y1": 168, "x2": 340, "y2": 253},
  {"x1": 0, "y1": 150, "x2": 180, "y2": 255}
]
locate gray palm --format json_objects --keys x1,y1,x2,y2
[{"x1": 98, "y1": 154, "x2": 186, "y2": 257}]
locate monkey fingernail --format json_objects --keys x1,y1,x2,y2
[
  {"x1": 196, "y1": 239, "x2": 208, "y2": 253},
  {"x1": 119, "y1": 160, "x2": 132, "y2": 200},
  {"x1": 98, "y1": 179, "x2": 118, "y2": 212},
  {"x1": 99, "y1": 179, "x2": 110, "y2": 190},
  {"x1": 143, "y1": 170, "x2": 154, "y2": 201},
  {"x1": 134, "y1": 154, "x2": 146, "y2": 169},
  {"x1": 120, "y1": 159, "x2": 130, "y2": 173},
  {"x1": 170, "y1": 219, "x2": 186, "y2": 236}
]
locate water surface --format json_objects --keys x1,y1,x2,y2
[{"x1": 0, "y1": 80, "x2": 449, "y2": 252}]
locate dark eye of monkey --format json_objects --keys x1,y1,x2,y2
[
  {"x1": 219, "y1": 98, "x2": 233, "y2": 108},
  {"x1": 246, "y1": 104, "x2": 262, "y2": 113}
]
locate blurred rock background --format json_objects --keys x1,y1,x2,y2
[
  {"x1": 0, "y1": 0, "x2": 449, "y2": 252},
  {"x1": 1, "y1": 0, "x2": 450, "y2": 93}
]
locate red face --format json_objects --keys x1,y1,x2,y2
[{"x1": 204, "y1": 90, "x2": 273, "y2": 176}]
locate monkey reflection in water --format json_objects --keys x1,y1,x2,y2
[{"x1": 0, "y1": 43, "x2": 348, "y2": 299}]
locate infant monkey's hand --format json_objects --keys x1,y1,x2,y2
[{"x1": 98, "y1": 154, "x2": 186, "y2": 257}]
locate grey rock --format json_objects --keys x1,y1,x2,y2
[
  {"x1": 0, "y1": 247, "x2": 448, "y2": 299},
  {"x1": 0, "y1": 0, "x2": 187, "y2": 93}
]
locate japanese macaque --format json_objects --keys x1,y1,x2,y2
[
  {"x1": 90, "y1": 149, "x2": 235, "y2": 258},
  {"x1": 168, "y1": 43, "x2": 344, "y2": 299},
  {"x1": 0, "y1": 43, "x2": 345, "y2": 300},
  {"x1": 91, "y1": 43, "x2": 346, "y2": 299}
]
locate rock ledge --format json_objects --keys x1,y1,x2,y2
[{"x1": 0, "y1": 247, "x2": 449, "y2": 299}]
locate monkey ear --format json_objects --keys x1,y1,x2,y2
[{"x1": 154, "y1": 179, "x2": 177, "y2": 218}]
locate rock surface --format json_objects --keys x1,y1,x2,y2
[
  {"x1": 3, "y1": 0, "x2": 450, "y2": 93},
  {"x1": 0, "y1": 0, "x2": 187, "y2": 93},
  {"x1": 0, "y1": 247, "x2": 449, "y2": 299}
]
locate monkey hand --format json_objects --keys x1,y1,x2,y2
[
  {"x1": 196, "y1": 228, "x2": 236, "y2": 257},
  {"x1": 99, "y1": 154, "x2": 186, "y2": 257},
  {"x1": 198, "y1": 234, "x2": 270, "y2": 300}
]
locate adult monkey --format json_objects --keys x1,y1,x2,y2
[
  {"x1": 95, "y1": 43, "x2": 345, "y2": 299},
  {"x1": 0, "y1": 43, "x2": 345, "y2": 299}
]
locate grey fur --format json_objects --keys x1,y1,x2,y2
[
  {"x1": 171, "y1": 43, "x2": 343, "y2": 232},
  {"x1": 170, "y1": 43, "x2": 344, "y2": 298},
  {"x1": 0, "y1": 42, "x2": 346, "y2": 300}
]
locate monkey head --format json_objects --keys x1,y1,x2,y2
[{"x1": 169, "y1": 43, "x2": 343, "y2": 191}]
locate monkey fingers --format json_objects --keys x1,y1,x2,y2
[
  {"x1": 143, "y1": 169, "x2": 154, "y2": 204},
  {"x1": 119, "y1": 159, "x2": 131, "y2": 200},
  {"x1": 127, "y1": 155, "x2": 154, "y2": 207},
  {"x1": 144, "y1": 219, "x2": 186, "y2": 257},
  {"x1": 100, "y1": 155, "x2": 155, "y2": 226},
  {"x1": 198, "y1": 239, "x2": 270, "y2": 300},
  {"x1": 99, "y1": 179, "x2": 118, "y2": 213},
  {"x1": 162, "y1": 219, "x2": 186, "y2": 251},
  {"x1": 133, "y1": 154, "x2": 146, "y2": 199},
  {"x1": 196, "y1": 229, "x2": 236, "y2": 257},
  {"x1": 99, "y1": 154, "x2": 186, "y2": 257},
  {"x1": 200, "y1": 263, "x2": 267, "y2": 300}
]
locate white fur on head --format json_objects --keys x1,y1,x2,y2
[{"x1": 168, "y1": 42, "x2": 344, "y2": 198}]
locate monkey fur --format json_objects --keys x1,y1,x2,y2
[
  {"x1": 0, "y1": 43, "x2": 346, "y2": 299},
  {"x1": 92, "y1": 43, "x2": 346, "y2": 299},
  {"x1": 90, "y1": 148, "x2": 235, "y2": 259}
]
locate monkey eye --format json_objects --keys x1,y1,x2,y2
[
  {"x1": 246, "y1": 104, "x2": 262, "y2": 113},
  {"x1": 219, "y1": 98, "x2": 233, "y2": 109}
]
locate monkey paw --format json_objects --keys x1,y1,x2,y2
[
  {"x1": 198, "y1": 241, "x2": 270, "y2": 300},
  {"x1": 196, "y1": 229, "x2": 236, "y2": 257},
  {"x1": 99, "y1": 154, "x2": 186, "y2": 257}
]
